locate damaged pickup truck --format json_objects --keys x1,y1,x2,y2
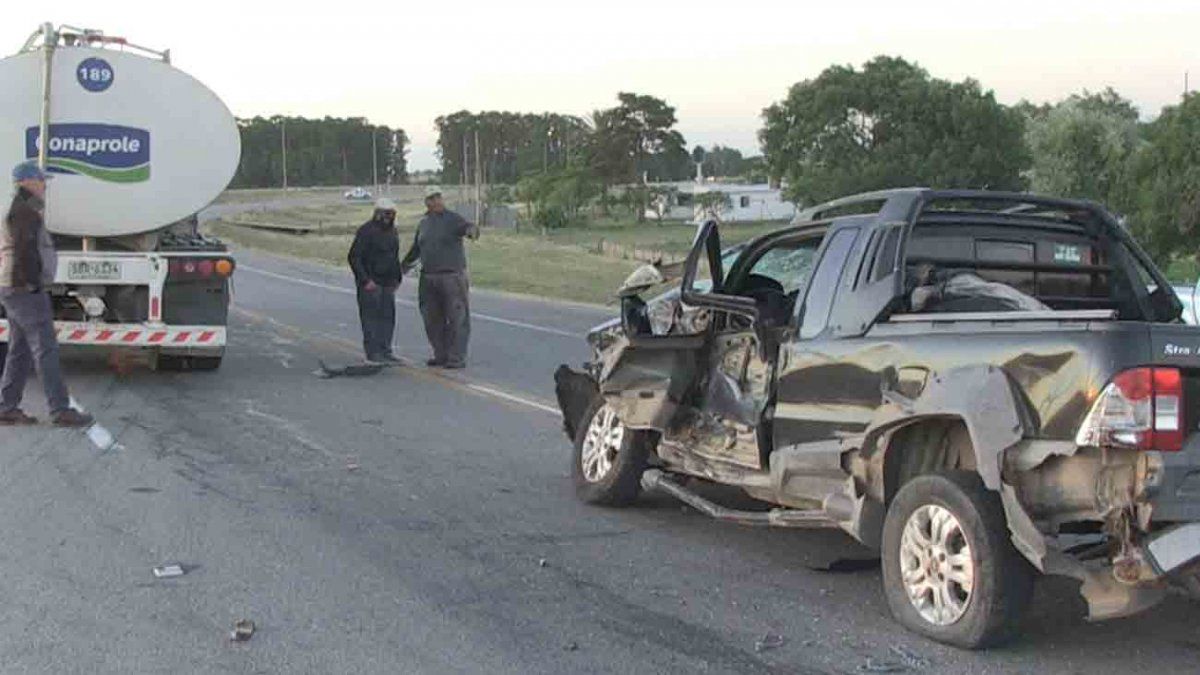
[{"x1": 555, "y1": 188, "x2": 1200, "y2": 649}]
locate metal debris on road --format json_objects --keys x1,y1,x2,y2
[
  {"x1": 753, "y1": 634, "x2": 785, "y2": 652},
  {"x1": 152, "y1": 564, "x2": 185, "y2": 579},
  {"x1": 346, "y1": 461, "x2": 361, "y2": 471},
  {"x1": 889, "y1": 645, "x2": 930, "y2": 669},
  {"x1": 563, "y1": 641, "x2": 579, "y2": 652},
  {"x1": 860, "y1": 658, "x2": 909, "y2": 673},
  {"x1": 230, "y1": 619, "x2": 256, "y2": 642},
  {"x1": 314, "y1": 360, "x2": 385, "y2": 379},
  {"x1": 538, "y1": 558, "x2": 548, "y2": 568}
]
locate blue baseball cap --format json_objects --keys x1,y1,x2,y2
[{"x1": 11, "y1": 160, "x2": 52, "y2": 183}]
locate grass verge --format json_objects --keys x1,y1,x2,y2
[{"x1": 207, "y1": 220, "x2": 637, "y2": 306}]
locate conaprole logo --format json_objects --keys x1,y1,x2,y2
[{"x1": 25, "y1": 123, "x2": 150, "y2": 183}]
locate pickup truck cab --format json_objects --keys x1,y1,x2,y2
[{"x1": 555, "y1": 188, "x2": 1200, "y2": 648}]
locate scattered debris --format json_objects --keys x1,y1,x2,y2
[
  {"x1": 754, "y1": 634, "x2": 785, "y2": 653},
  {"x1": 563, "y1": 641, "x2": 579, "y2": 652},
  {"x1": 361, "y1": 419, "x2": 383, "y2": 426},
  {"x1": 152, "y1": 564, "x2": 185, "y2": 579},
  {"x1": 806, "y1": 557, "x2": 881, "y2": 573},
  {"x1": 889, "y1": 645, "x2": 931, "y2": 669},
  {"x1": 860, "y1": 658, "x2": 908, "y2": 673},
  {"x1": 230, "y1": 619, "x2": 256, "y2": 642},
  {"x1": 314, "y1": 360, "x2": 385, "y2": 379},
  {"x1": 128, "y1": 486, "x2": 161, "y2": 494},
  {"x1": 538, "y1": 558, "x2": 549, "y2": 568},
  {"x1": 346, "y1": 461, "x2": 361, "y2": 471}
]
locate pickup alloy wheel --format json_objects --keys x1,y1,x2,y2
[
  {"x1": 899, "y1": 504, "x2": 974, "y2": 626},
  {"x1": 581, "y1": 404, "x2": 623, "y2": 483},
  {"x1": 882, "y1": 471, "x2": 1033, "y2": 649},
  {"x1": 572, "y1": 398, "x2": 653, "y2": 506}
]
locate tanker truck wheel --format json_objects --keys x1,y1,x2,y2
[
  {"x1": 190, "y1": 353, "x2": 224, "y2": 371},
  {"x1": 152, "y1": 351, "x2": 186, "y2": 372}
]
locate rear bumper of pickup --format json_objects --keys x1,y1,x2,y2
[{"x1": 1146, "y1": 434, "x2": 1200, "y2": 522}]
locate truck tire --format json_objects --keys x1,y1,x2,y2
[
  {"x1": 572, "y1": 398, "x2": 654, "y2": 506},
  {"x1": 152, "y1": 352, "x2": 186, "y2": 372},
  {"x1": 881, "y1": 471, "x2": 1033, "y2": 649},
  {"x1": 190, "y1": 355, "x2": 223, "y2": 371}
]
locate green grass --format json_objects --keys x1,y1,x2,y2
[
  {"x1": 518, "y1": 215, "x2": 784, "y2": 259},
  {"x1": 207, "y1": 200, "x2": 790, "y2": 304},
  {"x1": 207, "y1": 220, "x2": 637, "y2": 305}
]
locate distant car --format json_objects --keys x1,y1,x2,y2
[
  {"x1": 1174, "y1": 285, "x2": 1199, "y2": 325},
  {"x1": 344, "y1": 187, "x2": 373, "y2": 201}
]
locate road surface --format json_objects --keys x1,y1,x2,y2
[{"x1": 1, "y1": 248, "x2": 1197, "y2": 674}]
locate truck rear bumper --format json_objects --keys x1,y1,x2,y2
[{"x1": 0, "y1": 320, "x2": 225, "y2": 348}]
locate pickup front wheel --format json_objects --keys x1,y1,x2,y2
[
  {"x1": 572, "y1": 399, "x2": 653, "y2": 506},
  {"x1": 881, "y1": 471, "x2": 1033, "y2": 649}
]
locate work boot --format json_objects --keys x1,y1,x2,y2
[
  {"x1": 380, "y1": 353, "x2": 403, "y2": 364},
  {"x1": 52, "y1": 409, "x2": 94, "y2": 428},
  {"x1": 0, "y1": 409, "x2": 38, "y2": 426},
  {"x1": 364, "y1": 355, "x2": 387, "y2": 366},
  {"x1": 443, "y1": 361, "x2": 466, "y2": 370},
  {"x1": 426, "y1": 358, "x2": 446, "y2": 367}
]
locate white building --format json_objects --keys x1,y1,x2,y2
[{"x1": 647, "y1": 182, "x2": 797, "y2": 223}]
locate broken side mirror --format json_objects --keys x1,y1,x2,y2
[{"x1": 617, "y1": 264, "x2": 665, "y2": 299}]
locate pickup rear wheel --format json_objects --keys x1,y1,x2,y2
[
  {"x1": 881, "y1": 471, "x2": 1033, "y2": 649},
  {"x1": 572, "y1": 398, "x2": 653, "y2": 506}
]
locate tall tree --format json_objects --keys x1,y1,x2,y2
[
  {"x1": 587, "y1": 92, "x2": 688, "y2": 221},
  {"x1": 1130, "y1": 93, "x2": 1200, "y2": 261},
  {"x1": 1024, "y1": 88, "x2": 1141, "y2": 211},
  {"x1": 759, "y1": 56, "x2": 1028, "y2": 205}
]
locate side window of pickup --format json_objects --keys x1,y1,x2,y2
[{"x1": 798, "y1": 228, "x2": 860, "y2": 339}]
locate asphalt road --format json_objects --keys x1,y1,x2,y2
[{"x1": 2, "y1": 248, "x2": 1198, "y2": 674}]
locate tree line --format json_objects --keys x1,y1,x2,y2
[
  {"x1": 759, "y1": 56, "x2": 1200, "y2": 263},
  {"x1": 231, "y1": 116, "x2": 409, "y2": 189}
]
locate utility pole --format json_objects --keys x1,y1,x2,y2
[
  {"x1": 282, "y1": 117, "x2": 289, "y2": 190},
  {"x1": 371, "y1": 127, "x2": 379, "y2": 195},
  {"x1": 474, "y1": 129, "x2": 482, "y2": 225},
  {"x1": 461, "y1": 133, "x2": 469, "y2": 187}
]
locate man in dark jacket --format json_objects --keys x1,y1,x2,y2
[
  {"x1": 347, "y1": 199, "x2": 402, "y2": 364},
  {"x1": 401, "y1": 187, "x2": 479, "y2": 369},
  {"x1": 0, "y1": 161, "x2": 92, "y2": 427}
]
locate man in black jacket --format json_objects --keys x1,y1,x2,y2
[
  {"x1": 0, "y1": 161, "x2": 92, "y2": 427},
  {"x1": 347, "y1": 199, "x2": 402, "y2": 364}
]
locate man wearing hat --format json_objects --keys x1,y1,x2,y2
[
  {"x1": 0, "y1": 161, "x2": 93, "y2": 427},
  {"x1": 347, "y1": 198, "x2": 403, "y2": 364},
  {"x1": 402, "y1": 188, "x2": 479, "y2": 369}
]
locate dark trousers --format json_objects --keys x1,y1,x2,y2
[
  {"x1": 419, "y1": 272, "x2": 470, "y2": 365},
  {"x1": 0, "y1": 291, "x2": 70, "y2": 414},
  {"x1": 356, "y1": 285, "x2": 396, "y2": 359}
]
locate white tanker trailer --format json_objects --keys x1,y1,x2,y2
[{"x1": 0, "y1": 24, "x2": 241, "y2": 370}]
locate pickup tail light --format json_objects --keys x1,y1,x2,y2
[{"x1": 1076, "y1": 367, "x2": 1183, "y2": 452}]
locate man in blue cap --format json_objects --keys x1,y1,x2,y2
[{"x1": 0, "y1": 161, "x2": 93, "y2": 427}]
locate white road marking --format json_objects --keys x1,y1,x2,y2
[
  {"x1": 465, "y1": 383, "x2": 560, "y2": 415},
  {"x1": 238, "y1": 265, "x2": 581, "y2": 339}
]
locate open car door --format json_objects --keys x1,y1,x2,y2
[{"x1": 667, "y1": 222, "x2": 824, "y2": 471}]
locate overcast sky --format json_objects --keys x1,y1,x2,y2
[{"x1": 5, "y1": 1, "x2": 1198, "y2": 170}]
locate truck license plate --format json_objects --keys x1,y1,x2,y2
[{"x1": 68, "y1": 260, "x2": 122, "y2": 281}]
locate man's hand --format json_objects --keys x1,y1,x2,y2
[
  {"x1": 466, "y1": 224, "x2": 481, "y2": 241},
  {"x1": 363, "y1": 280, "x2": 379, "y2": 292}
]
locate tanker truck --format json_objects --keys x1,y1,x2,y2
[{"x1": 0, "y1": 24, "x2": 240, "y2": 371}]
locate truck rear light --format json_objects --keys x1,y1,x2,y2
[
  {"x1": 197, "y1": 260, "x2": 214, "y2": 277},
  {"x1": 215, "y1": 259, "x2": 234, "y2": 277},
  {"x1": 168, "y1": 257, "x2": 233, "y2": 280},
  {"x1": 1076, "y1": 367, "x2": 1184, "y2": 452}
]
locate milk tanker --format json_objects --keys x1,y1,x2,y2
[{"x1": 0, "y1": 24, "x2": 240, "y2": 370}]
